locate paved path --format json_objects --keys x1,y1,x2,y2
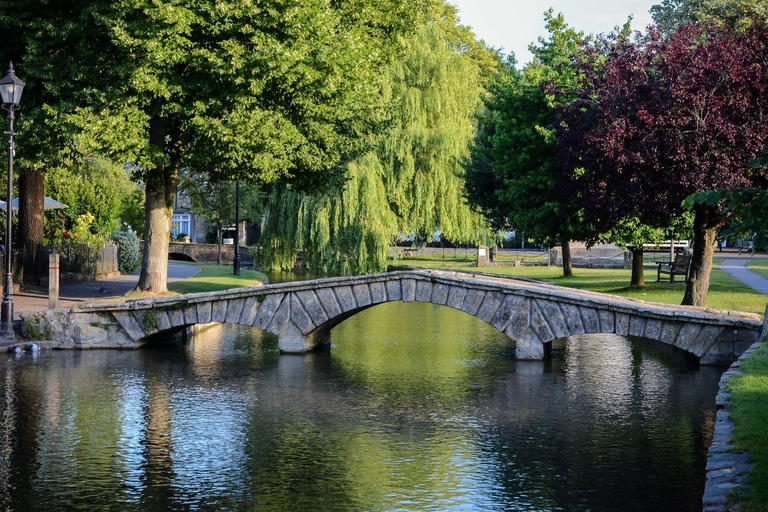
[
  {"x1": 718, "y1": 259, "x2": 768, "y2": 297},
  {"x1": 12, "y1": 262, "x2": 201, "y2": 316}
]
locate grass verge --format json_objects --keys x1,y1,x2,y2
[
  {"x1": 167, "y1": 262, "x2": 267, "y2": 294},
  {"x1": 746, "y1": 259, "x2": 768, "y2": 281},
  {"x1": 727, "y1": 343, "x2": 768, "y2": 511},
  {"x1": 399, "y1": 254, "x2": 767, "y2": 316}
]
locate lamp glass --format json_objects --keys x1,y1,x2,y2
[{"x1": 0, "y1": 83, "x2": 14, "y2": 105}]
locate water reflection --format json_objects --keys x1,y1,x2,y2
[{"x1": 0, "y1": 302, "x2": 720, "y2": 511}]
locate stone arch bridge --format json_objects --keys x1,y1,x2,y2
[{"x1": 21, "y1": 269, "x2": 765, "y2": 364}]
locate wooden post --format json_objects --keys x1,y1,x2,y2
[{"x1": 49, "y1": 252, "x2": 59, "y2": 309}]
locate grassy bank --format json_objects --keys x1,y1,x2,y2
[
  {"x1": 728, "y1": 343, "x2": 768, "y2": 511},
  {"x1": 399, "y1": 254, "x2": 767, "y2": 316},
  {"x1": 168, "y1": 262, "x2": 267, "y2": 294}
]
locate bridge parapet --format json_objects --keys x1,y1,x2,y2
[{"x1": 19, "y1": 269, "x2": 764, "y2": 364}]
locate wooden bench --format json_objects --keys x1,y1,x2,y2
[
  {"x1": 656, "y1": 254, "x2": 691, "y2": 283},
  {"x1": 402, "y1": 241, "x2": 427, "y2": 256}
]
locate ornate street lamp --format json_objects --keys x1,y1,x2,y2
[{"x1": 0, "y1": 62, "x2": 24, "y2": 335}]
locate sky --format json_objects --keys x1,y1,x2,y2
[{"x1": 449, "y1": 0, "x2": 657, "y2": 66}]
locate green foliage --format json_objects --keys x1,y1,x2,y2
[
  {"x1": 141, "y1": 310, "x2": 157, "y2": 332},
  {"x1": 119, "y1": 188, "x2": 145, "y2": 238},
  {"x1": 45, "y1": 157, "x2": 137, "y2": 244},
  {"x1": 260, "y1": 15, "x2": 496, "y2": 274},
  {"x1": 110, "y1": 228, "x2": 141, "y2": 273},
  {"x1": 651, "y1": 0, "x2": 768, "y2": 32},
  {"x1": 466, "y1": 10, "x2": 592, "y2": 248}
]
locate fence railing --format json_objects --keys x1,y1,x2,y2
[{"x1": 4, "y1": 243, "x2": 119, "y2": 285}]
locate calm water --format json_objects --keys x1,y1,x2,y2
[{"x1": 0, "y1": 301, "x2": 721, "y2": 511}]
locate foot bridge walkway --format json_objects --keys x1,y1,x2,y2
[{"x1": 21, "y1": 269, "x2": 764, "y2": 364}]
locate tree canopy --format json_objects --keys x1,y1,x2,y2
[
  {"x1": 259, "y1": 7, "x2": 499, "y2": 274},
  {"x1": 557, "y1": 22, "x2": 768, "y2": 305}
]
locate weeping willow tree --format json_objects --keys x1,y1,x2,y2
[{"x1": 260, "y1": 12, "x2": 497, "y2": 274}]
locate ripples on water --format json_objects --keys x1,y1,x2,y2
[{"x1": 0, "y1": 302, "x2": 721, "y2": 511}]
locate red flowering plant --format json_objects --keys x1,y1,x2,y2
[{"x1": 43, "y1": 212, "x2": 71, "y2": 246}]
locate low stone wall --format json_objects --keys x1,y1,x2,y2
[{"x1": 703, "y1": 339, "x2": 762, "y2": 511}]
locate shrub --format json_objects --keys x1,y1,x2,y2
[{"x1": 111, "y1": 227, "x2": 141, "y2": 273}]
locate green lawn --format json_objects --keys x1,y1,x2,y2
[
  {"x1": 728, "y1": 343, "x2": 768, "y2": 511},
  {"x1": 746, "y1": 259, "x2": 768, "y2": 280},
  {"x1": 167, "y1": 262, "x2": 267, "y2": 294},
  {"x1": 399, "y1": 254, "x2": 768, "y2": 316}
]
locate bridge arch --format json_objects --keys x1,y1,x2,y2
[{"x1": 21, "y1": 270, "x2": 762, "y2": 364}]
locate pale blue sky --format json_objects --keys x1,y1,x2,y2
[{"x1": 450, "y1": 1, "x2": 657, "y2": 65}]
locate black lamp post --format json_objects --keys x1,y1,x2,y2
[
  {"x1": 0, "y1": 63, "x2": 24, "y2": 335},
  {"x1": 233, "y1": 180, "x2": 241, "y2": 276}
]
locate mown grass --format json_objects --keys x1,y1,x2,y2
[
  {"x1": 727, "y1": 343, "x2": 768, "y2": 511},
  {"x1": 167, "y1": 262, "x2": 267, "y2": 294},
  {"x1": 746, "y1": 259, "x2": 768, "y2": 281},
  {"x1": 399, "y1": 253, "x2": 767, "y2": 316}
]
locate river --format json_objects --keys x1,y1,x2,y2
[{"x1": 0, "y1": 297, "x2": 721, "y2": 511}]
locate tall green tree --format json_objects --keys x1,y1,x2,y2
[
  {"x1": 651, "y1": 0, "x2": 768, "y2": 32},
  {"x1": 260, "y1": 6, "x2": 498, "y2": 274},
  {"x1": 2, "y1": 0, "x2": 429, "y2": 292},
  {"x1": 466, "y1": 10, "x2": 595, "y2": 278}
]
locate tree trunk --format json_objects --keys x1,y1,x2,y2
[
  {"x1": 682, "y1": 203, "x2": 726, "y2": 307},
  {"x1": 630, "y1": 246, "x2": 644, "y2": 287},
  {"x1": 137, "y1": 117, "x2": 181, "y2": 293},
  {"x1": 217, "y1": 222, "x2": 223, "y2": 265},
  {"x1": 18, "y1": 169, "x2": 44, "y2": 284},
  {"x1": 561, "y1": 238, "x2": 573, "y2": 277}
]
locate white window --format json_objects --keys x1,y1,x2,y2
[{"x1": 171, "y1": 214, "x2": 191, "y2": 238}]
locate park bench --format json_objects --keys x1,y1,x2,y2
[
  {"x1": 656, "y1": 253, "x2": 691, "y2": 283},
  {"x1": 402, "y1": 241, "x2": 427, "y2": 256}
]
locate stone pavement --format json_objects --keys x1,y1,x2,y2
[
  {"x1": 718, "y1": 258, "x2": 768, "y2": 296},
  {"x1": 11, "y1": 262, "x2": 201, "y2": 318}
]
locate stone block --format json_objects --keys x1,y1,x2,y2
[
  {"x1": 659, "y1": 321, "x2": 682, "y2": 346},
  {"x1": 155, "y1": 310, "x2": 172, "y2": 332},
  {"x1": 182, "y1": 304, "x2": 199, "y2": 325},
  {"x1": 113, "y1": 311, "x2": 147, "y2": 342},
  {"x1": 644, "y1": 318, "x2": 663, "y2": 341},
  {"x1": 253, "y1": 293, "x2": 285, "y2": 330},
  {"x1": 386, "y1": 280, "x2": 402, "y2": 302},
  {"x1": 211, "y1": 300, "x2": 228, "y2": 323},
  {"x1": 529, "y1": 302, "x2": 555, "y2": 342},
  {"x1": 598, "y1": 310, "x2": 615, "y2": 333},
  {"x1": 334, "y1": 286, "x2": 357, "y2": 312},
  {"x1": 197, "y1": 302, "x2": 213, "y2": 324},
  {"x1": 580, "y1": 307, "x2": 600, "y2": 333},
  {"x1": 560, "y1": 303, "x2": 586, "y2": 335},
  {"x1": 266, "y1": 296, "x2": 291, "y2": 335},
  {"x1": 225, "y1": 298, "x2": 245, "y2": 324},
  {"x1": 690, "y1": 325, "x2": 725, "y2": 358},
  {"x1": 460, "y1": 289, "x2": 485, "y2": 316},
  {"x1": 673, "y1": 323, "x2": 702, "y2": 350},
  {"x1": 296, "y1": 290, "x2": 329, "y2": 327},
  {"x1": 73, "y1": 312, "x2": 133, "y2": 348},
  {"x1": 316, "y1": 288, "x2": 342, "y2": 318},
  {"x1": 628, "y1": 316, "x2": 646, "y2": 337},
  {"x1": 446, "y1": 286, "x2": 467, "y2": 310},
  {"x1": 353, "y1": 284, "x2": 372, "y2": 307},
  {"x1": 402, "y1": 279, "x2": 417, "y2": 302},
  {"x1": 370, "y1": 282, "x2": 387, "y2": 304},
  {"x1": 515, "y1": 328, "x2": 544, "y2": 360},
  {"x1": 415, "y1": 281, "x2": 433, "y2": 302},
  {"x1": 505, "y1": 299, "x2": 531, "y2": 340},
  {"x1": 239, "y1": 296, "x2": 260, "y2": 326},
  {"x1": 167, "y1": 308, "x2": 185, "y2": 328},
  {"x1": 477, "y1": 292, "x2": 503, "y2": 323},
  {"x1": 615, "y1": 312, "x2": 630, "y2": 336},
  {"x1": 491, "y1": 295, "x2": 524, "y2": 332},
  {"x1": 537, "y1": 299, "x2": 570, "y2": 339},
  {"x1": 290, "y1": 293, "x2": 315, "y2": 334},
  {"x1": 431, "y1": 283, "x2": 449, "y2": 305}
]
